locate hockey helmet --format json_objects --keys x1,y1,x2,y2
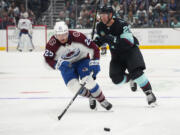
[
  {"x1": 23, "y1": 12, "x2": 29, "y2": 18},
  {"x1": 100, "y1": 5, "x2": 114, "y2": 14},
  {"x1": 54, "y1": 21, "x2": 68, "y2": 35}
]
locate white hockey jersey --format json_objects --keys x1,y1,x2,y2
[
  {"x1": 18, "y1": 19, "x2": 32, "y2": 33},
  {"x1": 44, "y1": 30, "x2": 100, "y2": 69}
]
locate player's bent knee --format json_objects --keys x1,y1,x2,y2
[
  {"x1": 111, "y1": 75, "x2": 124, "y2": 84},
  {"x1": 130, "y1": 68, "x2": 144, "y2": 80},
  {"x1": 67, "y1": 79, "x2": 81, "y2": 94}
]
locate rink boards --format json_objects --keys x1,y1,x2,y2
[{"x1": 0, "y1": 28, "x2": 180, "y2": 51}]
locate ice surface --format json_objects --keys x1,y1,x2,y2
[{"x1": 0, "y1": 50, "x2": 180, "y2": 135}]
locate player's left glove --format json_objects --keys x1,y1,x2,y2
[
  {"x1": 100, "y1": 43, "x2": 107, "y2": 55},
  {"x1": 89, "y1": 59, "x2": 100, "y2": 79}
]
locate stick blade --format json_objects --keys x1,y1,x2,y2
[{"x1": 58, "y1": 113, "x2": 64, "y2": 120}]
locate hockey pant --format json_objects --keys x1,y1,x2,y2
[
  {"x1": 60, "y1": 58, "x2": 105, "y2": 102},
  {"x1": 17, "y1": 33, "x2": 34, "y2": 51},
  {"x1": 109, "y1": 46, "x2": 146, "y2": 84}
]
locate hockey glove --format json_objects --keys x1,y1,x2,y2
[
  {"x1": 101, "y1": 43, "x2": 107, "y2": 55},
  {"x1": 100, "y1": 34, "x2": 120, "y2": 46},
  {"x1": 89, "y1": 59, "x2": 100, "y2": 79},
  {"x1": 94, "y1": 35, "x2": 116, "y2": 47},
  {"x1": 93, "y1": 37, "x2": 102, "y2": 47}
]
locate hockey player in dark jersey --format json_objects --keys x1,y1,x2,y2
[
  {"x1": 94, "y1": 6, "x2": 157, "y2": 106},
  {"x1": 44, "y1": 21, "x2": 112, "y2": 110}
]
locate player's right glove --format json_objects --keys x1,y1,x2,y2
[
  {"x1": 89, "y1": 59, "x2": 100, "y2": 79},
  {"x1": 94, "y1": 35, "x2": 117, "y2": 47}
]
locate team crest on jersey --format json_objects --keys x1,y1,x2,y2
[
  {"x1": 73, "y1": 32, "x2": 80, "y2": 37},
  {"x1": 61, "y1": 48, "x2": 80, "y2": 60},
  {"x1": 100, "y1": 31, "x2": 105, "y2": 36}
]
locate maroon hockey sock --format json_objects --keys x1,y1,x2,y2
[
  {"x1": 141, "y1": 81, "x2": 152, "y2": 94},
  {"x1": 94, "y1": 92, "x2": 105, "y2": 103},
  {"x1": 79, "y1": 88, "x2": 91, "y2": 98}
]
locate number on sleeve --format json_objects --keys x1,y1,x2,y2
[
  {"x1": 84, "y1": 38, "x2": 91, "y2": 46},
  {"x1": 44, "y1": 49, "x2": 54, "y2": 57},
  {"x1": 123, "y1": 26, "x2": 131, "y2": 33}
]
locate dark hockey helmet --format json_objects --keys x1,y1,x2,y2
[{"x1": 100, "y1": 5, "x2": 114, "y2": 14}]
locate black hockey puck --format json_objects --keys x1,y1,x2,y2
[{"x1": 104, "y1": 127, "x2": 110, "y2": 132}]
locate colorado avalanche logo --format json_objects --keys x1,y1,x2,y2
[
  {"x1": 61, "y1": 48, "x2": 80, "y2": 60},
  {"x1": 73, "y1": 32, "x2": 80, "y2": 37}
]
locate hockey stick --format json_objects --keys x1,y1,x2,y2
[
  {"x1": 58, "y1": 73, "x2": 93, "y2": 120},
  {"x1": 91, "y1": 0, "x2": 100, "y2": 40}
]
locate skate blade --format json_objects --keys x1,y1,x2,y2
[
  {"x1": 91, "y1": 104, "x2": 114, "y2": 112},
  {"x1": 90, "y1": 106, "x2": 97, "y2": 111},
  {"x1": 148, "y1": 102, "x2": 158, "y2": 108}
]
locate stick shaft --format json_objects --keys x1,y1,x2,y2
[
  {"x1": 58, "y1": 82, "x2": 86, "y2": 120},
  {"x1": 91, "y1": 0, "x2": 100, "y2": 40}
]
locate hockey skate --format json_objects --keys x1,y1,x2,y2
[
  {"x1": 29, "y1": 49, "x2": 33, "y2": 52},
  {"x1": 17, "y1": 49, "x2": 22, "y2": 52},
  {"x1": 100, "y1": 99, "x2": 112, "y2": 110},
  {"x1": 145, "y1": 90, "x2": 157, "y2": 107},
  {"x1": 89, "y1": 97, "x2": 96, "y2": 110},
  {"x1": 130, "y1": 80, "x2": 137, "y2": 92}
]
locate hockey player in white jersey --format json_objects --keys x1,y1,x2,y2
[
  {"x1": 17, "y1": 12, "x2": 34, "y2": 52},
  {"x1": 44, "y1": 21, "x2": 112, "y2": 111}
]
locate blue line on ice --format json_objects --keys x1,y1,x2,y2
[{"x1": 0, "y1": 96, "x2": 180, "y2": 100}]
